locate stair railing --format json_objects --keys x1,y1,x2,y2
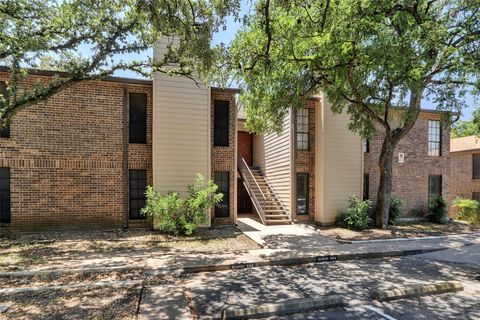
[
  {"x1": 263, "y1": 174, "x2": 292, "y2": 222},
  {"x1": 237, "y1": 153, "x2": 267, "y2": 224}
]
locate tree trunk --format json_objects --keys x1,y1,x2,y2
[{"x1": 375, "y1": 136, "x2": 396, "y2": 229}]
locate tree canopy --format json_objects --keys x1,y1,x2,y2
[
  {"x1": 451, "y1": 109, "x2": 480, "y2": 138},
  {"x1": 226, "y1": 0, "x2": 480, "y2": 227},
  {"x1": 0, "y1": 0, "x2": 239, "y2": 125}
]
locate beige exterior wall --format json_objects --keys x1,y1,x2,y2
[
  {"x1": 252, "y1": 110, "x2": 294, "y2": 215},
  {"x1": 315, "y1": 95, "x2": 363, "y2": 224},
  {"x1": 152, "y1": 43, "x2": 210, "y2": 199}
]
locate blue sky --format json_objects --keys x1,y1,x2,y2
[{"x1": 113, "y1": 1, "x2": 476, "y2": 121}]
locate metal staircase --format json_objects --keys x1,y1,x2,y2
[{"x1": 237, "y1": 153, "x2": 291, "y2": 225}]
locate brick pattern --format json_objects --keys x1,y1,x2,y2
[
  {"x1": 0, "y1": 72, "x2": 153, "y2": 231},
  {"x1": 294, "y1": 101, "x2": 316, "y2": 220},
  {"x1": 210, "y1": 90, "x2": 237, "y2": 224},
  {"x1": 450, "y1": 151, "x2": 480, "y2": 216},
  {"x1": 364, "y1": 112, "x2": 450, "y2": 216}
]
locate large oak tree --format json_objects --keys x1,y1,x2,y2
[{"x1": 226, "y1": 0, "x2": 480, "y2": 228}]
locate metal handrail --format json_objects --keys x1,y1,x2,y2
[
  {"x1": 238, "y1": 154, "x2": 266, "y2": 202},
  {"x1": 263, "y1": 174, "x2": 291, "y2": 221}
]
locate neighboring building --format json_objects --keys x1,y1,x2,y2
[
  {"x1": 0, "y1": 41, "x2": 363, "y2": 231},
  {"x1": 364, "y1": 111, "x2": 451, "y2": 216},
  {"x1": 450, "y1": 135, "x2": 480, "y2": 214}
]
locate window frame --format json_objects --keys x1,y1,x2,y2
[
  {"x1": 427, "y1": 120, "x2": 441, "y2": 157},
  {"x1": 363, "y1": 173, "x2": 370, "y2": 200},
  {"x1": 128, "y1": 93, "x2": 147, "y2": 144},
  {"x1": 0, "y1": 167, "x2": 11, "y2": 224},
  {"x1": 296, "y1": 173, "x2": 309, "y2": 215},
  {"x1": 214, "y1": 171, "x2": 230, "y2": 217},
  {"x1": 363, "y1": 139, "x2": 370, "y2": 153},
  {"x1": 473, "y1": 154, "x2": 480, "y2": 179},
  {"x1": 0, "y1": 81, "x2": 10, "y2": 138},
  {"x1": 213, "y1": 100, "x2": 230, "y2": 147},
  {"x1": 428, "y1": 174, "x2": 442, "y2": 201},
  {"x1": 129, "y1": 169, "x2": 147, "y2": 220},
  {"x1": 296, "y1": 108, "x2": 309, "y2": 151}
]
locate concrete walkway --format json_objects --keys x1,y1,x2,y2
[{"x1": 237, "y1": 217, "x2": 337, "y2": 248}]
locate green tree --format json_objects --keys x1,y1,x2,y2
[
  {"x1": 226, "y1": 0, "x2": 480, "y2": 228},
  {"x1": 0, "y1": 0, "x2": 239, "y2": 126},
  {"x1": 451, "y1": 109, "x2": 480, "y2": 138}
]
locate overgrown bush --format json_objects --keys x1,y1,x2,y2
[
  {"x1": 453, "y1": 198, "x2": 479, "y2": 224},
  {"x1": 335, "y1": 195, "x2": 372, "y2": 230},
  {"x1": 426, "y1": 196, "x2": 448, "y2": 224},
  {"x1": 141, "y1": 174, "x2": 223, "y2": 235},
  {"x1": 388, "y1": 196, "x2": 405, "y2": 225}
]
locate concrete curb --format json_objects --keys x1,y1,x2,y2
[
  {"x1": 372, "y1": 281, "x2": 463, "y2": 301},
  {"x1": 220, "y1": 295, "x2": 344, "y2": 319},
  {"x1": 335, "y1": 231, "x2": 480, "y2": 244},
  {"x1": 0, "y1": 279, "x2": 143, "y2": 296},
  {"x1": 0, "y1": 265, "x2": 142, "y2": 278},
  {"x1": 149, "y1": 248, "x2": 445, "y2": 275}
]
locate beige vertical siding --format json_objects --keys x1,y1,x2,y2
[
  {"x1": 152, "y1": 41, "x2": 210, "y2": 196},
  {"x1": 315, "y1": 95, "x2": 363, "y2": 224},
  {"x1": 252, "y1": 111, "x2": 294, "y2": 214}
]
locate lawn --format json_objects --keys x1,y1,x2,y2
[{"x1": 316, "y1": 220, "x2": 480, "y2": 241}]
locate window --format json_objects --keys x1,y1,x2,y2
[
  {"x1": 0, "y1": 168, "x2": 10, "y2": 223},
  {"x1": 473, "y1": 154, "x2": 480, "y2": 179},
  {"x1": 472, "y1": 192, "x2": 480, "y2": 203},
  {"x1": 129, "y1": 170, "x2": 147, "y2": 219},
  {"x1": 362, "y1": 139, "x2": 369, "y2": 153},
  {"x1": 296, "y1": 173, "x2": 309, "y2": 215},
  {"x1": 296, "y1": 109, "x2": 309, "y2": 150},
  {"x1": 363, "y1": 174, "x2": 369, "y2": 200},
  {"x1": 214, "y1": 100, "x2": 229, "y2": 146},
  {"x1": 428, "y1": 120, "x2": 441, "y2": 156},
  {"x1": 0, "y1": 81, "x2": 10, "y2": 138},
  {"x1": 129, "y1": 93, "x2": 147, "y2": 143},
  {"x1": 428, "y1": 175, "x2": 442, "y2": 201},
  {"x1": 214, "y1": 172, "x2": 230, "y2": 217}
]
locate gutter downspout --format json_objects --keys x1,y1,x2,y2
[{"x1": 122, "y1": 82, "x2": 129, "y2": 230}]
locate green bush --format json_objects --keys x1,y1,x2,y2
[
  {"x1": 388, "y1": 196, "x2": 405, "y2": 225},
  {"x1": 453, "y1": 198, "x2": 479, "y2": 224},
  {"x1": 141, "y1": 174, "x2": 223, "y2": 235},
  {"x1": 426, "y1": 196, "x2": 448, "y2": 224},
  {"x1": 335, "y1": 195, "x2": 372, "y2": 230}
]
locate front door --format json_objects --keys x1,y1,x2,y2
[{"x1": 238, "y1": 131, "x2": 253, "y2": 166}]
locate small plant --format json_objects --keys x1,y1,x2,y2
[
  {"x1": 388, "y1": 196, "x2": 405, "y2": 225},
  {"x1": 453, "y1": 198, "x2": 479, "y2": 224},
  {"x1": 141, "y1": 174, "x2": 223, "y2": 235},
  {"x1": 426, "y1": 196, "x2": 448, "y2": 224},
  {"x1": 335, "y1": 195, "x2": 373, "y2": 230}
]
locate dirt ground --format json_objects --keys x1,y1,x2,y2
[
  {"x1": 0, "y1": 227, "x2": 259, "y2": 271},
  {"x1": 317, "y1": 220, "x2": 480, "y2": 241}
]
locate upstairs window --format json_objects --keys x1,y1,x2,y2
[
  {"x1": 296, "y1": 108, "x2": 309, "y2": 150},
  {"x1": 214, "y1": 100, "x2": 229, "y2": 146},
  {"x1": 428, "y1": 120, "x2": 441, "y2": 156},
  {"x1": 0, "y1": 81, "x2": 10, "y2": 138},
  {"x1": 473, "y1": 154, "x2": 480, "y2": 179},
  {"x1": 362, "y1": 139, "x2": 370, "y2": 153},
  {"x1": 0, "y1": 168, "x2": 10, "y2": 223},
  {"x1": 129, "y1": 93, "x2": 147, "y2": 143}
]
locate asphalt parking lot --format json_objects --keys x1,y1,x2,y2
[{"x1": 180, "y1": 256, "x2": 480, "y2": 319}]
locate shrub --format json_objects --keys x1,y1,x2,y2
[
  {"x1": 388, "y1": 196, "x2": 405, "y2": 225},
  {"x1": 453, "y1": 198, "x2": 479, "y2": 224},
  {"x1": 426, "y1": 196, "x2": 448, "y2": 224},
  {"x1": 335, "y1": 195, "x2": 372, "y2": 230},
  {"x1": 141, "y1": 174, "x2": 223, "y2": 235}
]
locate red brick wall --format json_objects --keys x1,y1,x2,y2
[
  {"x1": 364, "y1": 112, "x2": 450, "y2": 216},
  {"x1": 210, "y1": 90, "x2": 237, "y2": 224},
  {"x1": 294, "y1": 101, "x2": 316, "y2": 221},
  {"x1": 450, "y1": 151, "x2": 480, "y2": 216},
  {"x1": 0, "y1": 72, "x2": 152, "y2": 231}
]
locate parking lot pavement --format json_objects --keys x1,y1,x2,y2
[{"x1": 180, "y1": 256, "x2": 480, "y2": 319}]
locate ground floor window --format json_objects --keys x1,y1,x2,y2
[
  {"x1": 473, "y1": 192, "x2": 480, "y2": 203},
  {"x1": 129, "y1": 170, "x2": 146, "y2": 219},
  {"x1": 428, "y1": 175, "x2": 442, "y2": 203},
  {"x1": 214, "y1": 172, "x2": 230, "y2": 217},
  {"x1": 363, "y1": 174, "x2": 369, "y2": 200},
  {"x1": 296, "y1": 173, "x2": 309, "y2": 215},
  {"x1": 0, "y1": 168, "x2": 10, "y2": 223}
]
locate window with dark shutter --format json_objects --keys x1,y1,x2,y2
[
  {"x1": 129, "y1": 170, "x2": 147, "y2": 219},
  {"x1": 428, "y1": 175, "x2": 442, "y2": 201},
  {"x1": 214, "y1": 100, "x2": 229, "y2": 146},
  {"x1": 363, "y1": 174, "x2": 369, "y2": 200},
  {"x1": 214, "y1": 172, "x2": 229, "y2": 217},
  {"x1": 0, "y1": 168, "x2": 10, "y2": 223},
  {"x1": 473, "y1": 154, "x2": 480, "y2": 179},
  {"x1": 0, "y1": 82, "x2": 10, "y2": 138},
  {"x1": 296, "y1": 173, "x2": 309, "y2": 215},
  {"x1": 296, "y1": 109, "x2": 309, "y2": 150},
  {"x1": 129, "y1": 93, "x2": 147, "y2": 143}
]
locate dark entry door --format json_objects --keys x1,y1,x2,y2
[{"x1": 238, "y1": 131, "x2": 253, "y2": 166}]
